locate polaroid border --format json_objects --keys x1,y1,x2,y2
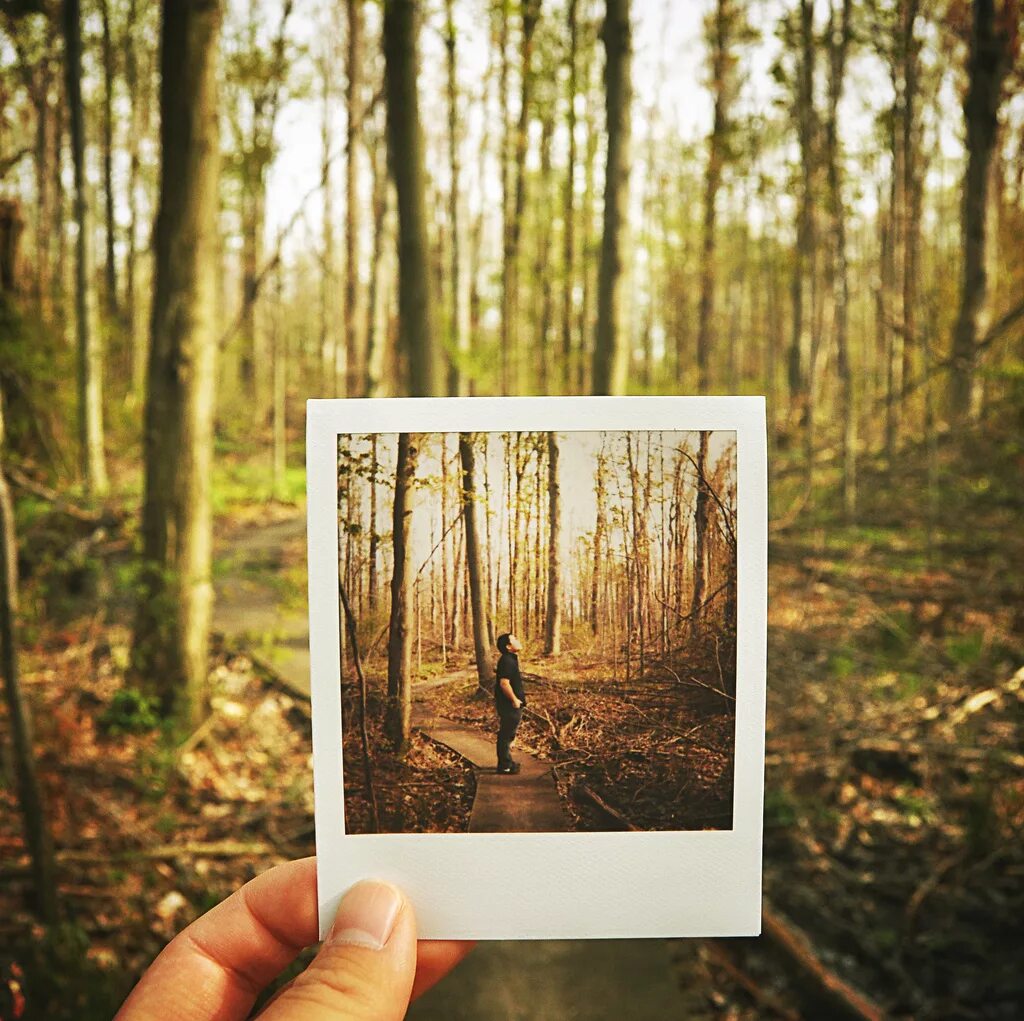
[{"x1": 307, "y1": 396, "x2": 767, "y2": 940}]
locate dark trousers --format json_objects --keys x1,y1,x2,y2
[{"x1": 496, "y1": 706, "x2": 523, "y2": 769}]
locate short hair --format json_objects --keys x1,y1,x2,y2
[{"x1": 496, "y1": 633, "x2": 511, "y2": 653}]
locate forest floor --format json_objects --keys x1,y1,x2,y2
[{"x1": 1, "y1": 412, "x2": 1022, "y2": 1019}]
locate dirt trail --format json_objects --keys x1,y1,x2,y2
[{"x1": 212, "y1": 513, "x2": 310, "y2": 696}]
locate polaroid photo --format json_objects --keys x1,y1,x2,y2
[{"x1": 306, "y1": 396, "x2": 767, "y2": 940}]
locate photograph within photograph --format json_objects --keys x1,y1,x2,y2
[{"x1": 336, "y1": 429, "x2": 737, "y2": 834}]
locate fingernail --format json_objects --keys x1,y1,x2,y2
[{"x1": 326, "y1": 880, "x2": 403, "y2": 950}]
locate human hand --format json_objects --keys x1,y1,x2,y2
[{"x1": 115, "y1": 857, "x2": 473, "y2": 1021}]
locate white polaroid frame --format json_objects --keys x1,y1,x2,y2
[{"x1": 306, "y1": 396, "x2": 767, "y2": 940}]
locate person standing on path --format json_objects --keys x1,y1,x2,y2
[{"x1": 494, "y1": 633, "x2": 526, "y2": 774}]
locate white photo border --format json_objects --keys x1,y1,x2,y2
[{"x1": 307, "y1": 396, "x2": 767, "y2": 940}]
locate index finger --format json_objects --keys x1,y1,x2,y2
[{"x1": 115, "y1": 857, "x2": 319, "y2": 1021}]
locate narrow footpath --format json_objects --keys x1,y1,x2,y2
[
  {"x1": 213, "y1": 514, "x2": 310, "y2": 697},
  {"x1": 412, "y1": 708, "x2": 569, "y2": 832}
]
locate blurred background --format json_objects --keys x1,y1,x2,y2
[{"x1": 0, "y1": 0, "x2": 1021, "y2": 1017}]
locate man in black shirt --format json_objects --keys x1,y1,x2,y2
[{"x1": 494, "y1": 633, "x2": 525, "y2": 774}]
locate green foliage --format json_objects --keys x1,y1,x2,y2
[
  {"x1": 828, "y1": 648, "x2": 856, "y2": 679},
  {"x1": 99, "y1": 688, "x2": 161, "y2": 736},
  {"x1": 944, "y1": 631, "x2": 985, "y2": 668},
  {"x1": 893, "y1": 790, "x2": 937, "y2": 826},
  {"x1": 873, "y1": 610, "x2": 915, "y2": 656},
  {"x1": 212, "y1": 458, "x2": 306, "y2": 511},
  {"x1": 763, "y1": 786, "x2": 799, "y2": 828}
]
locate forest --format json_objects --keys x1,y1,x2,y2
[
  {"x1": 0, "y1": 0, "x2": 1021, "y2": 1016},
  {"x1": 336, "y1": 430, "x2": 738, "y2": 833}
]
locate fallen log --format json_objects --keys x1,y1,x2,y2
[
  {"x1": 572, "y1": 783, "x2": 637, "y2": 831},
  {"x1": 760, "y1": 903, "x2": 885, "y2": 1021},
  {"x1": 702, "y1": 942, "x2": 800, "y2": 1021}
]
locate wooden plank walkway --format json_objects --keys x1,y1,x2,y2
[{"x1": 412, "y1": 709, "x2": 570, "y2": 833}]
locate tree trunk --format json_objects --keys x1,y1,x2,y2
[
  {"x1": 900, "y1": 0, "x2": 921, "y2": 426},
  {"x1": 345, "y1": 0, "x2": 363, "y2": 396},
  {"x1": 826, "y1": 0, "x2": 854, "y2": 516},
  {"x1": 271, "y1": 267, "x2": 286, "y2": 495},
  {"x1": 787, "y1": 0, "x2": 816, "y2": 417},
  {"x1": 368, "y1": 432, "x2": 379, "y2": 612},
  {"x1": 502, "y1": 0, "x2": 540, "y2": 395},
  {"x1": 949, "y1": 0, "x2": 1014, "y2": 421},
  {"x1": 125, "y1": 0, "x2": 150, "y2": 405},
  {"x1": 99, "y1": 0, "x2": 119, "y2": 322},
  {"x1": 534, "y1": 115, "x2": 556, "y2": 393},
  {"x1": 592, "y1": 0, "x2": 632, "y2": 396},
  {"x1": 444, "y1": 0, "x2": 466, "y2": 396},
  {"x1": 561, "y1": 0, "x2": 579, "y2": 393},
  {"x1": 1, "y1": 379, "x2": 59, "y2": 925},
  {"x1": 696, "y1": 0, "x2": 734, "y2": 392},
  {"x1": 364, "y1": 135, "x2": 388, "y2": 397},
  {"x1": 590, "y1": 444, "x2": 605, "y2": 633},
  {"x1": 386, "y1": 433, "x2": 416, "y2": 753},
  {"x1": 497, "y1": 0, "x2": 512, "y2": 392},
  {"x1": 543, "y1": 431, "x2": 562, "y2": 654},
  {"x1": 383, "y1": 0, "x2": 441, "y2": 396},
  {"x1": 63, "y1": 0, "x2": 109, "y2": 498},
  {"x1": 690, "y1": 432, "x2": 710, "y2": 634},
  {"x1": 132, "y1": 0, "x2": 222, "y2": 725},
  {"x1": 319, "y1": 38, "x2": 337, "y2": 395},
  {"x1": 459, "y1": 433, "x2": 491, "y2": 687}
]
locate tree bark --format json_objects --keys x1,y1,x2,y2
[
  {"x1": 63, "y1": 0, "x2": 109, "y2": 498},
  {"x1": 364, "y1": 133, "x2": 388, "y2": 397},
  {"x1": 345, "y1": 0, "x2": 363, "y2": 395},
  {"x1": 696, "y1": 0, "x2": 737, "y2": 392},
  {"x1": 590, "y1": 443, "x2": 606, "y2": 633},
  {"x1": 1, "y1": 382, "x2": 58, "y2": 924},
  {"x1": 383, "y1": 0, "x2": 441, "y2": 396},
  {"x1": 690, "y1": 432, "x2": 710, "y2": 634},
  {"x1": 368, "y1": 432, "x2": 379, "y2": 611},
  {"x1": 318, "y1": 33, "x2": 337, "y2": 395},
  {"x1": 444, "y1": 0, "x2": 466, "y2": 396},
  {"x1": 592, "y1": 0, "x2": 632, "y2": 395},
  {"x1": 386, "y1": 433, "x2": 416, "y2": 753},
  {"x1": 459, "y1": 433, "x2": 491, "y2": 688},
  {"x1": 543, "y1": 431, "x2": 562, "y2": 654},
  {"x1": 949, "y1": 0, "x2": 1014, "y2": 421},
  {"x1": 132, "y1": 0, "x2": 222, "y2": 725},
  {"x1": 787, "y1": 0, "x2": 817, "y2": 415},
  {"x1": 561, "y1": 0, "x2": 579, "y2": 393},
  {"x1": 825, "y1": 0, "x2": 854, "y2": 516},
  {"x1": 99, "y1": 0, "x2": 119, "y2": 321},
  {"x1": 125, "y1": 0, "x2": 150, "y2": 405},
  {"x1": 501, "y1": 0, "x2": 541, "y2": 395}
]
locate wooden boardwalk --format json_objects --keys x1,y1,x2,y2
[{"x1": 412, "y1": 709, "x2": 569, "y2": 833}]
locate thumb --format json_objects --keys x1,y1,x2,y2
[{"x1": 261, "y1": 880, "x2": 417, "y2": 1021}]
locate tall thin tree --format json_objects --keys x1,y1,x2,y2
[
  {"x1": 544, "y1": 431, "x2": 562, "y2": 654},
  {"x1": 383, "y1": 0, "x2": 441, "y2": 396},
  {"x1": 386, "y1": 433, "x2": 416, "y2": 752},
  {"x1": 592, "y1": 0, "x2": 632, "y2": 395},
  {"x1": 63, "y1": 0, "x2": 108, "y2": 497},
  {"x1": 459, "y1": 433, "x2": 491, "y2": 688},
  {"x1": 949, "y1": 0, "x2": 1017, "y2": 420}
]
